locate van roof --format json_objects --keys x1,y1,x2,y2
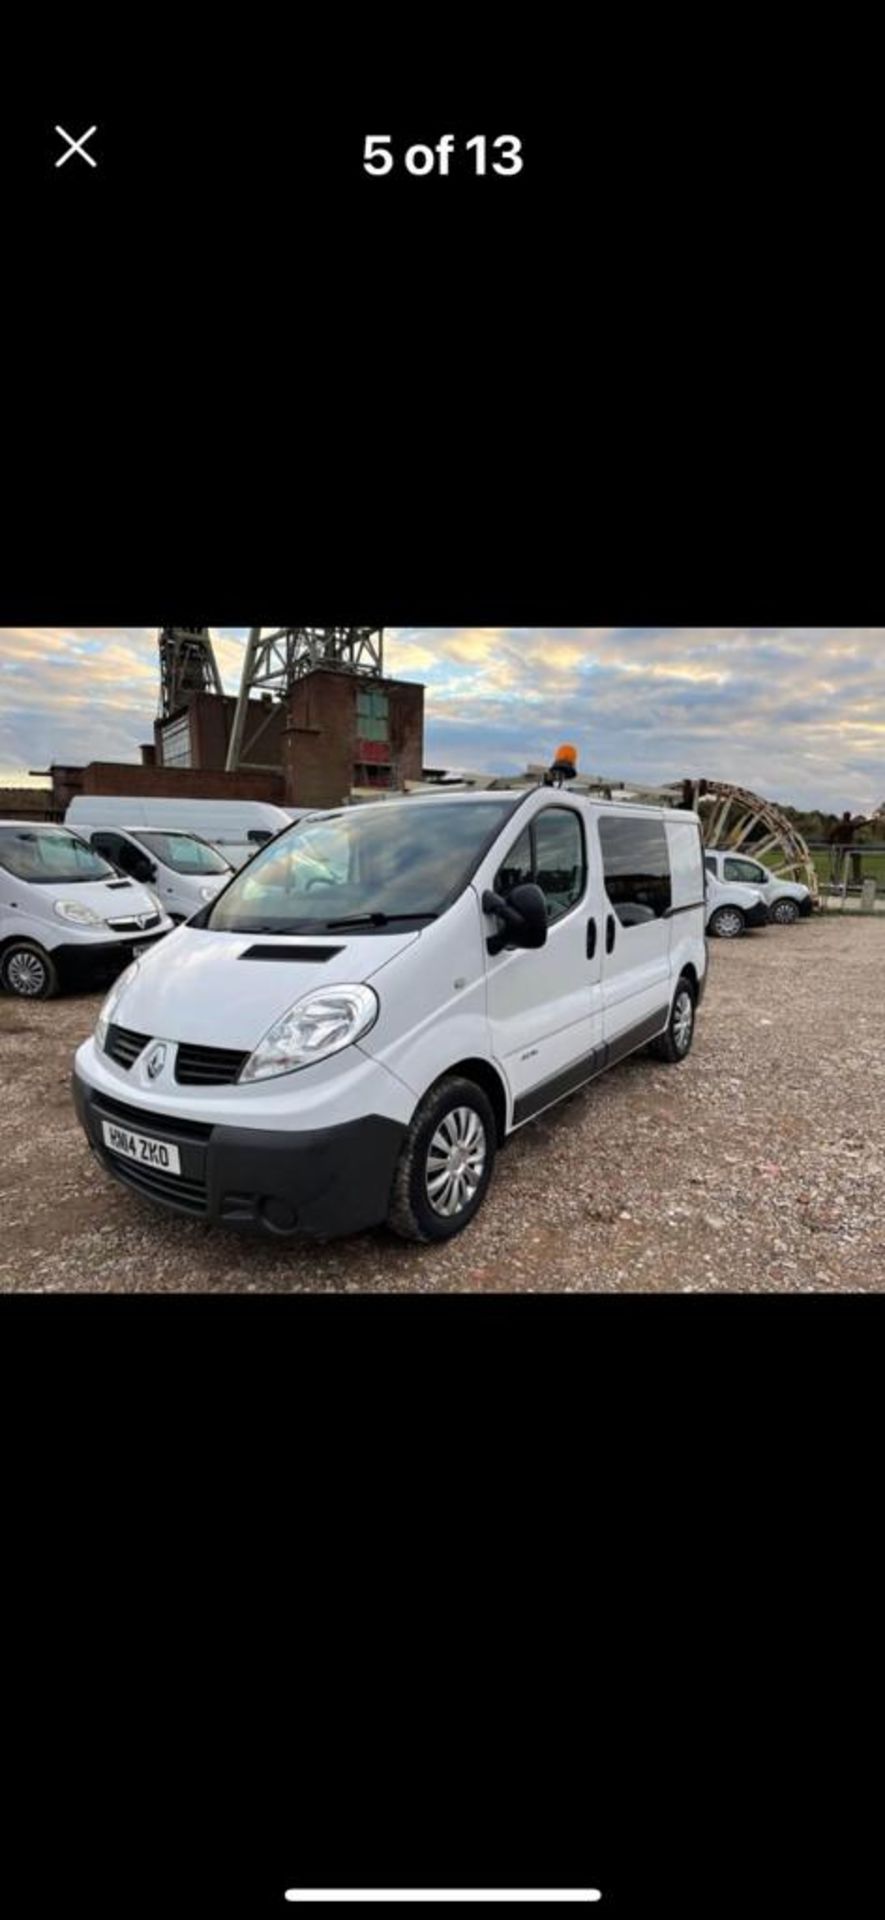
[{"x1": 322, "y1": 791, "x2": 701, "y2": 822}]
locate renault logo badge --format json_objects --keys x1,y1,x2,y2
[{"x1": 145, "y1": 1043, "x2": 167, "y2": 1081}]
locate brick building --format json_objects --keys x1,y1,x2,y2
[
  {"x1": 5, "y1": 668, "x2": 426, "y2": 823},
  {"x1": 282, "y1": 670, "x2": 425, "y2": 808},
  {"x1": 154, "y1": 692, "x2": 285, "y2": 776}
]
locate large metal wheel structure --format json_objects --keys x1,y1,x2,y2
[{"x1": 668, "y1": 779, "x2": 819, "y2": 899}]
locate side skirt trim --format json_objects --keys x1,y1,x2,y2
[{"x1": 510, "y1": 1007, "x2": 670, "y2": 1128}]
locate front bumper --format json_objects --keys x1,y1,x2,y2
[
  {"x1": 54, "y1": 931, "x2": 169, "y2": 991},
  {"x1": 72, "y1": 1070, "x2": 406, "y2": 1239},
  {"x1": 745, "y1": 901, "x2": 770, "y2": 929}
]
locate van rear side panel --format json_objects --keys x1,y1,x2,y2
[{"x1": 664, "y1": 816, "x2": 708, "y2": 990}]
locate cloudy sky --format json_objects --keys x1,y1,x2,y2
[{"x1": 1, "y1": 627, "x2": 882, "y2": 811}]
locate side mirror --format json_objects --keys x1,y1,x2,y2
[
  {"x1": 132, "y1": 858, "x2": 156, "y2": 883},
  {"x1": 482, "y1": 882, "x2": 548, "y2": 955}
]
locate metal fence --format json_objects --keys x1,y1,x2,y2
[{"x1": 808, "y1": 841, "x2": 885, "y2": 912}]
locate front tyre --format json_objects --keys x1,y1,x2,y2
[
  {"x1": 770, "y1": 897, "x2": 800, "y2": 925},
  {"x1": 708, "y1": 905, "x2": 745, "y2": 939},
  {"x1": 387, "y1": 1075, "x2": 497, "y2": 1244},
  {"x1": 0, "y1": 941, "x2": 60, "y2": 999},
  {"x1": 648, "y1": 976, "x2": 697, "y2": 1063}
]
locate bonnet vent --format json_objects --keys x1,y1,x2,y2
[{"x1": 239, "y1": 944, "x2": 344, "y2": 962}]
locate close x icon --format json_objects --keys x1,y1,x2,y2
[{"x1": 54, "y1": 125, "x2": 98, "y2": 169}]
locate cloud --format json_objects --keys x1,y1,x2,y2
[{"x1": 1, "y1": 627, "x2": 884, "y2": 811}]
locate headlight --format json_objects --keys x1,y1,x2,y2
[
  {"x1": 239, "y1": 984, "x2": 379, "y2": 1083},
  {"x1": 199, "y1": 883, "x2": 218, "y2": 902},
  {"x1": 54, "y1": 900, "x2": 102, "y2": 927},
  {"x1": 95, "y1": 962, "x2": 138, "y2": 1052}
]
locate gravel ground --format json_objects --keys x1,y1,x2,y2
[{"x1": 2, "y1": 915, "x2": 884, "y2": 1292}]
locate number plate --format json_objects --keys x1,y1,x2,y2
[{"x1": 101, "y1": 1121, "x2": 181, "y2": 1176}]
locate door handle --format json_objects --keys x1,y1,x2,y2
[
  {"x1": 586, "y1": 917, "x2": 597, "y2": 959},
  {"x1": 606, "y1": 913, "x2": 616, "y2": 954}
]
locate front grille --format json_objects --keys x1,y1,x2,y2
[
  {"x1": 91, "y1": 1091, "x2": 213, "y2": 1142},
  {"x1": 106, "y1": 911, "x2": 162, "y2": 932},
  {"x1": 175, "y1": 1042, "x2": 250, "y2": 1086},
  {"x1": 106, "y1": 1155, "x2": 207, "y2": 1216},
  {"x1": 105, "y1": 1024, "x2": 151, "y2": 1070}
]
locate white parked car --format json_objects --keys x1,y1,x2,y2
[
  {"x1": 73, "y1": 792, "x2": 709, "y2": 1243},
  {"x1": 70, "y1": 825, "x2": 233, "y2": 922},
  {"x1": 705, "y1": 870, "x2": 770, "y2": 939},
  {"x1": 703, "y1": 850, "x2": 812, "y2": 925},
  {"x1": 0, "y1": 821, "x2": 174, "y2": 998}
]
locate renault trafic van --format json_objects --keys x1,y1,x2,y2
[
  {"x1": 0, "y1": 821, "x2": 173, "y2": 998},
  {"x1": 70, "y1": 825, "x2": 233, "y2": 922},
  {"x1": 72, "y1": 792, "x2": 708, "y2": 1242}
]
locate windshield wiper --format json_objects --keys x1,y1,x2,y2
[{"x1": 323, "y1": 911, "x2": 438, "y2": 930}]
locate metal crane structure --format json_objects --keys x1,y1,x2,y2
[
  {"x1": 225, "y1": 627, "x2": 384, "y2": 772},
  {"x1": 157, "y1": 626, "x2": 223, "y2": 719}
]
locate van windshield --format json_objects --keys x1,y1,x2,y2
[
  {"x1": 132, "y1": 831, "x2": 231, "y2": 875},
  {"x1": 0, "y1": 826, "x2": 116, "y2": 884},
  {"x1": 206, "y1": 800, "x2": 519, "y2": 933}
]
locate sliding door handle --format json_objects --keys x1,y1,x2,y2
[
  {"x1": 606, "y1": 913, "x2": 616, "y2": 954},
  {"x1": 586, "y1": 917, "x2": 597, "y2": 959}
]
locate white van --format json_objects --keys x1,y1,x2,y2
[
  {"x1": 0, "y1": 821, "x2": 174, "y2": 998},
  {"x1": 72, "y1": 792, "x2": 708, "y2": 1243},
  {"x1": 703, "y1": 849, "x2": 812, "y2": 924},
  {"x1": 66, "y1": 797, "x2": 293, "y2": 864},
  {"x1": 705, "y1": 870, "x2": 770, "y2": 939},
  {"x1": 69, "y1": 825, "x2": 234, "y2": 922}
]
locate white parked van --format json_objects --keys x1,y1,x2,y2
[
  {"x1": 703, "y1": 849, "x2": 812, "y2": 924},
  {"x1": 69, "y1": 825, "x2": 234, "y2": 922},
  {"x1": 0, "y1": 821, "x2": 174, "y2": 998},
  {"x1": 72, "y1": 792, "x2": 708, "y2": 1242},
  {"x1": 66, "y1": 797, "x2": 293, "y2": 864},
  {"x1": 705, "y1": 870, "x2": 769, "y2": 939}
]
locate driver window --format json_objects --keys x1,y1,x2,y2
[{"x1": 493, "y1": 812, "x2": 585, "y2": 923}]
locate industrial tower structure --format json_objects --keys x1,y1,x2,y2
[
  {"x1": 157, "y1": 626, "x2": 223, "y2": 718},
  {"x1": 225, "y1": 627, "x2": 384, "y2": 771}
]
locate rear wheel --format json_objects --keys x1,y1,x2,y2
[
  {"x1": 708, "y1": 905, "x2": 745, "y2": 939},
  {"x1": 648, "y1": 976, "x2": 696, "y2": 1063},
  {"x1": 387, "y1": 1075, "x2": 496, "y2": 1244},
  {"x1": 770, "y1": 897, "x2": 800, "y2": 925},
  {"x1": 1, "y1": 942, "x2": 59, "y2": 999}
]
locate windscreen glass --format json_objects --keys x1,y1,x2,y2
[
  {"x1": 133, "y1": 832, "x2": 230, "y2": 875},
  {"x1": 0, "y1": 827, "x2": 116, "y2": 884},
  {"x1": 207, "y1": 801, "x2": 517, "y2": 932}
]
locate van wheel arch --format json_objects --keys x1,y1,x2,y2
[
  {"x1": 442, "y1": 1057, "x2": 508, "y2": 1146},
  {"x1": 388, "y1": 1069, "x2": 501, "y2": 1244},
  {"x1": 648, "y1": 972, "x2": 697, "y2": 1063}
]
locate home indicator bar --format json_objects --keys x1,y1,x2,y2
[{"x1": 284, "y1": 1895, "x2": 603, "y2": 1906}]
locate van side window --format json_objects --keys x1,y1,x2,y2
[
  {"x1": 598, "y1": 816, "x2": 672, "y2": 925},
  {"x1": 91, "y1": 832, "x2": 150, "y2": 880},
  {"x1": 704, "y1": 853, "x2": 716, "y2": 874},
  {"x1": 91, "y1": 831, "x2": 129, "y2": 869},
  {"x1": 494, "y1": 811, "x2": 586, "y2": 924}
]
